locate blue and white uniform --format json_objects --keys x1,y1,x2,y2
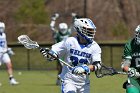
[
  {"x1": 40, "y1": 18, "x2": 101, "y2": 93},
  {"x1": 51, "y1": 37, "x2": 101, "y2": 93},
  {"x1": 0, "y1": 33, "x2": 11, "y2": 65}
]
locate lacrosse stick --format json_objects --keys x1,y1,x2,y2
[
  {"x1": 17, "y1": 35, "x2": 73, "y2": 68},
  {"x1": 95, "y1": 65, "x2": 127, "y2": 78}
]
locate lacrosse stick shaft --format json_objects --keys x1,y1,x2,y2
[
  {"x1": 18, "y1": 35, "x2": 73, "y2": 69},
  {"x1": 127, "y1": 72, "x2": 131, "y2": 84},
  {"x1": 117, "y1": 71, "x2": 127, "y2": 75}
]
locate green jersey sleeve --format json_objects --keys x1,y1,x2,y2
[{"x1": 123, "y1": 39, "x2": 133, "y2": 59}]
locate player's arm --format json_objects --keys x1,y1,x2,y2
[
  {"x1": 121, "y1": 40, "x2": 132, "y2": 72},
  {"x1": 121, "y1": 59, "x2": 140, "y2": 78},
  {"x1": 121, "y1": 58, "x2": 131, "y2": 72},
  {"x1": 72, "y1": 64, "x2": 91, "y2": 75},
  {"x1": 68, "y1": 13, "x2": 78, "y2": 34},
  {"x1": 40, "y1": 40, "x2": 66, "y2": 61},
  {"x1": 40, "y1": 48, "x2": 58, "y2": 61},
  {"x1": 7, "y1": 47, "x2": 15, "y2": 56},
  {"x1": 72, "y1": 62, "x2": 102, "y2": 75},
  {"x1": 121, "y1": 40, "x2": 140, "y2": 78},
  {"x1": 50, "y1": 13, "x2": 59, "y2": 32},
  {"x1": 90, "y1": 61, "x2": 102, "y2": 72},
  {"x1": 90, "y1": 44, "x2": 102, "y2": 72}
]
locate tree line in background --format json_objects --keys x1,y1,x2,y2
[{"x1": 0, "y1": 0, "x2": 140, "y2": 43}]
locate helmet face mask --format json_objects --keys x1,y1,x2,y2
[
  {"x1": 74, "y1": 18, "x2": 96, "y2": 43},
  {"x1": 82, "y1": 26, "x2": 96, "y2": 38},
  {"x1": 59, "y1": 23, "x2": 68, "y2": 34},
  {"x1": 135, "y1": 25, "x2": 140, "y2": 44},
  {"x1": 59, "y1": 28, "x2": 67, "y2": 34}
]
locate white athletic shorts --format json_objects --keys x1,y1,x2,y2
[
  {"x1": 61, "y1": 80, "x2": 90, "y2": 93},
  {"x1": 0, "y1": 53, "x2": 11, "y2": 65}
]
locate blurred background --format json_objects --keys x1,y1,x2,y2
[
  {"x1": 0, "y1": 0, "x2": 140, "y2": 70},
  {"x1": 1, "y1": 0, "x2": 140, "y2": 42},
  {"x1": 1, "y1": 0, "x2": 139, "y2": 93}
]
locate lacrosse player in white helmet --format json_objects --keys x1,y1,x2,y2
[
  {"x1": 41, "y1": 18, "x2": 102, "y2": 93},
  {"x1": 50, "y1": 13, "x2": 72, "y2": 85},
  {"x1": 0, "y1": 22, "x2": 19, "y2": 85}
]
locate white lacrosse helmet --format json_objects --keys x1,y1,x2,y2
[
  {"x1": 74, "y1": 18, "x2": 96, "y2": 43},
  {"x1": 0, "y1": 22, "x2": 5, "y2": 33},
  {"x1": 135, "y1": 25, "x2": 140, "y2": 44},
  {"x1": 58, "y1": 23, "x2": 68, "y2": 34}
]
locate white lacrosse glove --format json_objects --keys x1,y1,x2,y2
[
  {"x1": 72, "y1": 64, "x2": 90, "y2": 75},
  {"x1": 7, "y1": 48, "x2": 15, "y2": 56},
  {"x1": 71, "y1": 13, "x2": 77, "y2": 17},
  {"x1": 40, "y1": 48, "x2": 58, "y2": 61},
  {"x1": 128, "y1": 68, "x2": 140, "y2": 78},
  {"x1": 51, "y1": 13, "x2": 59, "y2": 21}
]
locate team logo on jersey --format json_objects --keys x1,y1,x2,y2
[{"x1": 70, "y1": 48, "x2": 91, "y2": 58}]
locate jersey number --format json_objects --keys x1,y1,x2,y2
[
  {"x1": 70, "y1": 56, "x2": 88, "y2": 66},
  {"x1": 0, "y1": 41, "x2": 5, "y2": 48}
]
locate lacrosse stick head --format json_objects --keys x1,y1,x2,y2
[
  {"x1": 95, "y1": 66, "x2": 117, "y2": 78},
  {"x1": 18, "y1": 35, "x2": 39, "y2": 49}
]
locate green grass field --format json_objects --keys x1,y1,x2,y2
[{"x1": 0, "y1": 70, "x2": 126, "y2": 93}]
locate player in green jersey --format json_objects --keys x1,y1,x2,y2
[
  {"x1": 50, "y1": 13, "x2": 77, "y2": 85},
  {"x1": 121, "y1": 25, "x2": 140, "y2": 93}
]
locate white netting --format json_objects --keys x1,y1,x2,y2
[{"x1": 18, "y1": 35, "x2": 39, "y2": 49}]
